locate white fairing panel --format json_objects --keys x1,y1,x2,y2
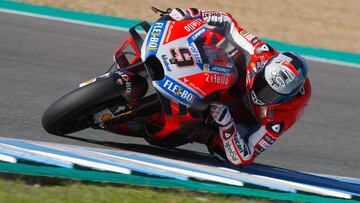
[{"x1": 141, "y1": 19, "x2": 237, "y2": 107}]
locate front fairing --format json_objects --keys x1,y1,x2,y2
[{"x1": 141, "y1": 19, "x2": 238, "y2": 107}]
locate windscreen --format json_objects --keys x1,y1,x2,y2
[{"x1": 201, "y1": 45, "x2": 234, "y2": 68}]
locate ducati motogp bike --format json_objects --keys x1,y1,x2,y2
[{"x1": 42, "y1": 9, "x2": 240, "y2": 148}]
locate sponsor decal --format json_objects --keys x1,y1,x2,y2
[
  {"x1": 115, "y1": 71, "x2": 131, "y2": 96},
  {"x1": 259, "y1": 44, "x2": 270, "y2": 52},
  {"x1": 255, "y1": 144, "x2": 265, "y2": 153},
  {"x1": 209, "y1": 65, "x2": 231, "y2": 74},
  {"x1": 259, "y1": 139, "x2": 271, "y2": 149},
  {"x1": 202, "y1": 12, "x2": 224, "y2": 24},
  {"x1": 274, "y1": 74, "x2": 286, "y2": 87},
  {"x1": 191, "y1": 27, "x2": 207, "y2": 40},
  {"x1": 198, "y1": 64, "x2": 233, "y2": 74},
  {"x1": 179, "y1": 72, "x2": 232, "y2": 96},
  {"x1": 254, "y1": 145, "x2": 264, "y2": 157},
  {"x1": 233, "y1": 136, "x2": 251, "y2": 158},
  {"x1": 233, "y1": 135, "x2": 244, "y2": 153},
  {"x1": 146, "y1": 22, "x2": 165, "y2": 56},
  {"x1": 264, "y1": 134, "x2": 275, "y2": 144},
  {"x1": 224, "y1": 133, "x2": 232, "y2": 139},
  {"x1": 101, "y1": 113, "x2": 113, "y2": 122},
  {"x1": 222, "y1": 124, "x2": 236, "y2": 140},
  {"x1": 158, "y1": 76, "x2": 199, "y2": 105},
  {"x1": 164, "y1": 21, "x2": 175, "y2": 44},
  {"x1": 161, "y1": 55, "x2": 172, "y2": 72},
  {"x1": 179, "y1": 76, "x2": 204, "y2": 96},
  {"x1": 189, "y1": 43, "x2": 202, "y2": 64},
  {"x1": 181, "y1": 77, "x2": 206, "y2": 96},
  {"x1": 267, "y1": 123, "x2": 283, "y2": 134},
  {"x1": 281, "y1": 61, "x2": 298, "y2": 76},
  {"x1": 270, "y1": 68, "x2": 295, "y2": 88},
  {"x1": 164, "y1": 20, "x2": 205, "y2": 45},
  {"x1": 184, "y1": 19, "x2": 203, "y2": 32},
  {"x1": 204, "y1": 64, "x2": 210, "y2": 71},
  {"x1": 243, "y1": 144, "x2": 250, "y2": 157},
  {"x1": 202, "y1": 12, "x2": 221, "y2": 18},
  {"x1": 255, "y1": 44, "x2": 273, "y2": 54},
  {"x1": 224, "y1": 141, "x2": 239, "y2": 162},
  {"x1": 205, "y1": 73, "x2": 229, "y2": 85},
  {"x1": 94, "y1": 109, "x2": 114, "y2": 124},
  {"x1": 271, "y1": 124, "x2": 281, "y2": 133},
  {"x1": 256, "y1": 134, "x2": 276, "y2": 153},
  {"x1": 240, "y1": 30, "x2": 258, "y2": 44},
  {"x1": 116, "y1": 78, "x2": 123, "y2": 85}
]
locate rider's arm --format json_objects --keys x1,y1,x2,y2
[
  {"x1": 201, "y1": 10, "x2": 259, "y2": 56},
  {"x1": 169, "y1": 8, "x2": 276, "y2": 65},
  {"x1": 181, "y1": 8, "x2": 267, "y2": 55}
]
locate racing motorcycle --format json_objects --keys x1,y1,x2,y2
[{"x1": 42, "y1": 8, "x2": 239, "y2": 148}]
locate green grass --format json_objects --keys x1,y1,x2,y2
[{"x1": 0, "y1": 175, "x2": 273, "y2": 203}]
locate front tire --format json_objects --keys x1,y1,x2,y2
[{"x1": 42, "y1": 77, "x2": 125, "y2": 135}]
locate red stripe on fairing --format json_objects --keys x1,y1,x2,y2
[
  {"x1": 163, "y1": 19, "x2": 205, "y2": 45},
  {"x1": 281, "y1": 61, "x2": 299, "y2": 76}
]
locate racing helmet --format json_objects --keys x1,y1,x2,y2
[{"x1": 251, "y1": 52, "x2": 308, "y2": 105}]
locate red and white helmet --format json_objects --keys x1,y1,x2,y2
[{"x1": 251, "y1": 52, "x2": 308, "y2": 105}]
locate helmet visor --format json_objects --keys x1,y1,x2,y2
[{"x1": 252, "y1": 69, "x2": 288, "y2": 105}]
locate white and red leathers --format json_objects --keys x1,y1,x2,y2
[{"x1": 170, "y1": 8, "x2": 312, "y2": 166}]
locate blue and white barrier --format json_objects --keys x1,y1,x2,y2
[{"x1": 0, "y1": 137, "x2": 359, "y2": 201}]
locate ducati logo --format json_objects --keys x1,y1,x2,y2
[{"x1": 224, "y1": 142, "x2": 238, "y2": 161}]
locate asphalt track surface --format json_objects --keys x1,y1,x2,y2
[{"x1": 1, "y1": 12, "x2": 360, "y2": 178}]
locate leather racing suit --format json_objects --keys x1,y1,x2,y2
[{"x1": 169, "y1": 8, "x2": 312, "y2": 166}]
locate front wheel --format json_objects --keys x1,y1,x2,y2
[{"x1": 42, "y1": 77, "x2": 126, "y2": 135}]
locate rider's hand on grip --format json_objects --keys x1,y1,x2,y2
[{"x1": 209, "y1": 102, "x2": 233, "y2": 126}]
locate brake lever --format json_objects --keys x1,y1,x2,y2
[{"x1": 151, "y1": 7, "x2": 172, "y2": 16}]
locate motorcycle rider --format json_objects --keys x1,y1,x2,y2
[{"x1": 167, "y1": 8, "x2": 312, "y2": 166}]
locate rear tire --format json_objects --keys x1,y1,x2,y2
[{"x1": 42, "y1": 77, "x2": 125, "y2": 135}]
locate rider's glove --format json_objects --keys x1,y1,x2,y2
[
  {"x1": 169, "y1": 8, "x2": 189, "y2": 21},
  {"x1": 209, "y1": 102, "x2": 233, "y2": 126}
]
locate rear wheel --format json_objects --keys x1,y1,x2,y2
[{"x1": 42, "y1": 77, "x2": 126, "y2": 135}]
